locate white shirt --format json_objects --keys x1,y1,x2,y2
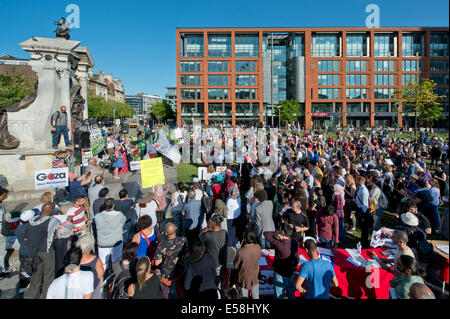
[
  {"x1": 137, "y1": 202, "x2": 158, "y2": 229},
  {"x1": 46, "y1": 270, "x2": 94, "y2": 299},
  {"x1": 226, "y1": 197, "x2": 241, "y2": 220},
  {"x1": 194, "y1": 189, "x2": 203, "y2": 201}
]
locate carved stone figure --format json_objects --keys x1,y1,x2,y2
[
  {"x1": 0, "y1": 82, "x2": 38, "y2": 149},
  {"x1": 70, "y1": 84, "x2": 85, "y2": 131},
  {"x1": 54, "y1": 17, "x2": 71, "y2": 40}
]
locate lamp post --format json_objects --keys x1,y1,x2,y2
[
  {"x1": 113, "y1": 106, "x2": 116, "y2": 135},
  {"x1": 393, "y1": 102, "x2": 400, "y2": 130},
  {"x1": 277, "y1": 105, "x2": 282, "y2": 128},
  {"x1": 191, "y1": 107, "x2": 195, "y2": 127}
]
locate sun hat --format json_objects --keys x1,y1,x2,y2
[
  {"x1": 20, "y1": 210, "x2": 35, "y2": 222},
  {"x1": 138, "y1": 192, "x2": 154, "y2": 204},
  {"x1": 409, "y1": 174, "x2": 419, "y2": 180},
  {"x1": 401, "y1": 212, "x2": 419, "y2": 227}
]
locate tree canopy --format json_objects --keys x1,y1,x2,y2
[
  {"x1": 0, "y1": 72, "x2": 35, "y2": 109},
  {"x1": 395, "y1": 79, "x2": 445, "y2": 128},
  {"x1": 150, "y1": 101, "x2": 175, "y2": 122},
  {"x1": 88, "y1": 90, "x2": 134, "y2": 119},
  {"x1": 277, "y1": 100, "x2": 301, "y2": 124}
]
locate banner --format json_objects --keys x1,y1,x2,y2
[
  {"x1": 370, "y1": 228, "x2": 396, "y2": 248},
  {"x1": 130, "y1": 161, "x2": 141, "y2": 171},
  {"x1": 82, "y1": 150, "x2": 93, "y2": 167},
  {"x1": 141, "y1": 158, "x2": 165, "y2": 188},
  {"x1": 78, "y1": 120, "x2": 105, "y2": 155},
  {"x1": 35, "y1": 167, "x2": 69, "y2": 190},
  {"x1": 155, "y1": 129, "x2": 181, "y2": 164}
]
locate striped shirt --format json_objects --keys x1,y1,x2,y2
[
  {"x1": 52, "y1": 157, "x2": 65, "y2": 168},
  {"x1": 66, "y1": 206, "x2": 86, "y2": 227},
  {"x1": 334, "y1": 195, "x2": 345, "y2": 219}
]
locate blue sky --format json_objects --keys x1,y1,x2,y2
[{"x1": 0, "y1": 0, "x2": 448, "y2": 97}]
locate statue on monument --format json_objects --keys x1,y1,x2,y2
[
  {"x1": 70, "y1": 85, "x2": 85, "y2": 131},
  {"x1": 0, "y1": 81, "x2": 38, "y2": 150},
  {"x1": 54, "y1": 17, "x2": 71, "y2": 40}
]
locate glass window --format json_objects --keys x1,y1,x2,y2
[
  {"x1": 374, "y1": 74, "x2": 395, "y2": 86},
  {"x1": 236, "y1": 103, "x2": 252, "y2": 115},
  {"x1": 374, "y1": 34, "x2": 395, "y2": 57},
  {"x1": 402, "y1": 33, "x2": 423, "y2": 57},
  {"x1": 318, "y1": 74, "x2": 339, "y2": 86},
  {"x1": 273, "y1": 65, "x2": 287, "y2": 76},
  {"x1": 347, "y1": 103, "x2": 362, "y2": 112},
  {"x1": 346, "y1": 74, "x2": 367, "y2": 86},
  {"x1": 235, "y1": 61, "x2": 256, "y2": 72},
  {"x1": 208, "y1": 61, "x2": 228, "y2": 72},
  {"x1": 374, "y1": 60, "x2": 395, "y2": 71},
  {"x1": 374, "y1": 88, "x2": 394, "y2": 99},
  {"x1": 435, "y1": 88, "x2": 449, "y2": 99},
  {"x1": 208, "y1": 75, "x2": 228, "y2": 86},
  {"x1": 430, "y1": 32, "x2": 449, "y2": 57},
  {"x1": 318, "y1": 60, "x2": 339, "y2": 72},
  {"x1": 208, "y1": 89, "x2": 228, "y2": 100},
  {"x1": 346, "y1": 60, "x2": 367, "y2": 71},
  {"x1": 312, "y1": 103, "x2": 333, "y2": 112},
  {"x1": 430, "y1": 74, "x2": 449, "y2": 86},
  {"x1": 183, "y1": 34, "x2": 203, "y2": 58},
  {"x1": 180, "y1": 75, "x2": 201, "y2": 86},
  {"x1": 346, "y1": 34, "x2": 367, "y2": 57},
  {"x1": 312, "y1": 33, "x2": 340, "y2": 57},
  {"x1": 402, "y1": 74, "x2": 421, "y2": 85},
  {"x1": 181, "y1": 103, "x2": 204, "y2": 114},
  {"x1": 402, "y1": 60, "x2": 422, "y2": 72},
  {"x1": 180, "y1": 61, "x2": 201, "y2": 72},
  {"x1": 430, "y1": 60, "x2": 449, "y2": 72},
  {"x1": 318, "y1": 88, "x2": 339, "y2": 99},
  {"x1": 235, "y1": 74, "x2": 256, "y2": 86},
  {"x1": 180, "y1": 89, "x2": 201, "y2": 100},
  {"x1": 288, "y1": 35, "x2": 305, "y2": 58},
  {"x1": 235, "y1": 89, "x2": 256, "y2": 100},
  {"x1": 346, "y1": 88, "x2": 367, "y2": 99},
  {"x1": 235, "y1": 35, "x2": 259, "y2": 57},
  {"x1": 208, "y1": 34, "x2": 231, "y2": 57}
]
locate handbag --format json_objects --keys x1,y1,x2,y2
[
  {"x1": 1, "y1": 205, "x2": 16, "y2": 237},
  {"x1": 368, "y1": 199, "x2": 376, "y2": 215}
]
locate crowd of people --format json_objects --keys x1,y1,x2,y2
[{"x1": 0, "y1": 125, "x2": 448, "y2": 300}]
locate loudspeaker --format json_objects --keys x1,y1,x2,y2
[{"x1": 74, "y1": 131, "x2": 91, "y2": 149}]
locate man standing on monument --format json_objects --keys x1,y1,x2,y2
[{"x1": 51, "y1": 106, "x2": 71, "y2": 149}]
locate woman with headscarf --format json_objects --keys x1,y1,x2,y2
[
  {"x1": 226, "y1": 186, "x2": 241, "y2": 247},
  {"x1": 153, "y1": 183, "x2": 170, "y2": 227}
]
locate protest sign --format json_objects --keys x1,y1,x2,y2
[
  {"x1": 35, "y1": 168, "x2": 69, "y2": 190},
  {"x1": 216, "y1": 166, "x2": 226, "y2": 174},
  {"x1": 370, "y1": 228, "x2": 396, "y2": 248},
  {"x1": 141, "y1": 158, "x2": 165, "y2": 188},
  {"x1": 156, "y1": 129, "x2": 181, "y2": 164},
  {"x1": 198, "y1": 167, "x2": 211, "y2": 181},
  {"x1": 82, "y1": 150, "x2": 93, "y2": 167},
  {"x1": 130, "y1": 161, "x2": 141, "y2": 171}
]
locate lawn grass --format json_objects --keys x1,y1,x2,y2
[{"x1": 177, "y1": 163, "x2": 202, "y2": 188}]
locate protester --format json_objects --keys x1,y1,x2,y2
[
  {"x1": 154, "y1": 183, "x2": 170, "y2": 227},
  {"x1": 115, "y1": 189, "x2": 137, "y2": 244},
  {"x1": 51, "y1": 105, "x2": 71, "y2": 149},
  {"x1": 110, "y1": 242, "x2": 138, "y2": 299},
  {"x1": 76, "y1": 234, "x2": 104, "y2": 293},
  {"x1": 183, "y1": 190, "x2": 202, "y2": 247},
  {"x1": 296, "y1": 239, "x2": 338, "y2": 299},
  {"x1": 226, "y1": 186, "x2": 241, "y2": 247},
  {"x1": 128, "y1": 256, "x2": 162, "y2": 299},
  {"x1": 253, "y1": 190, "x2": 275, "y2": 249},
  {"x1": 389, "y1": 255, "x2": 426, "y2": 299},
  {"x1": 93, "y1": 187, "x2": 109, "y2": 216},
  {"x1": 15, "y1": 210, "x2": 34, "y2": 292},
  {"x1": 408, "y1": 282, "x2": 435, "y2": 299},
  {"x1": 132, "y1": 215, "x2": 160, "y2": 260},
  {"x1": 136, "y1": 192, "x2": 158, "y2": 229}
]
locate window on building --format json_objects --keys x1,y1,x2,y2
[
  {"x1": 180, "y1": 75, "x2": 201, "y2": 86},
  {"x1": 346, "y1": 60, "x2": 367, "y2": 72},
  {"x1": 272, "y1": 65, "x2": 287, "y2": 76},
  {"x1": 312, "y1": 103, "x2": 333, "y2": 112},
  {"x1": 430, "y1": 32, "x2": 449, "y2": 57},
  {"x1": 235, "y1": 35, "x2": 259, "y2": 57},
  {"x1": 374, "y1": 60, "x2": 395, "y2": 71},
  {"x1": 235, "y1": 60, "x2": 256, "y2": 72},
  {"x1": 346, "y1": 74, "x2": 367, "y2": 86},
  {"x1": 347, "y1": 103, "x2": 362, "y2": 112},
  {"x1": 430, "y1": 60, "x2": 449, "y2": 72},
  {"x1": 318, "y1": 88, "x2": 339, "y2": 99},
  {"x1": 208, "y1": 103, "x2": 231, "y2": 115},
  {"x1": 235, "y1": 74, "x2": 256, "y2": 86},
  {"x1": 402, "y1": 74, "x2": 421, "y2": 85},
  {"x1": 374, "y1": 74, "x2": 395, "y2": 86},
  {"x1": 430, "y1": 74, "x2": 449, "y2": 86},
  {"x1": 375, "y1": 103, "x2": 390, "y2": 112},
  {"x1": 402, "y1": 33, "x2": 423, "y2": 56},
  {"x1": 374, "y1": 88, "x2": 394, "y2": 99},
  {"x1": 374, "y1": 33, "x2": 395, "y2": 57},
  {"x1": 208, "y1": 61, "x2": 228, "y2": 72},
  {"x1": 318, "y1": 60, "x2": 339, "y2": 72},
  {"x1": 235, "y1": 89, "x2": 256, "y2": 100},
  {"x1": 208, "y1": 89, "x2": 229, "y2": 100},
  {"x1": 180, "y1": 89, "x2": 201, "y2": 100},
  {"x1": 346, "y1": 88, "x2": 367, "y2": 99},
  {"x1": 182, "y1": 34, "x2": 203, "y2": 58},
  {"x1": 435, "y1": 88, "x2": 449, "y2": 99},
  {"x1": 402, "y1": 60, "x2": 422, "y2": 72},
  {"x1": 208, "y1": 34, "x2": 231, "y2": 57},
  {"x1": 208, "y1": 75, "x2": 228, "y2": 86},
  {"x1": 312, "y1": 33, "x2": 340, "y2": 57},
  {"x1": 318, "y1": 74, "x2": 339, "y2": 86},
  {"x1": 180, "y1": 61, "x2": 201, "y2": 72},
  {"x1": 346, "y1": 34, "x2": 368, "y2": 57},
  {"x1": 236, "y1": 103, "x2": 252, "y2": 115},
  {"x1": 287, "y1": 35, "x2": 305, "y2": 58}
]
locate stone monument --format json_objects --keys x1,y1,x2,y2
[{"x1": 0, "y1": 21, "x2": 94, "y2": 200}]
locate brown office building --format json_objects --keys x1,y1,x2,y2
[{"x1": 176, "y1": 27, "x2": 449, "y2": 129}]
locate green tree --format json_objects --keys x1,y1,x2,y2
[
  {"x1": 88, "y1": 90, "x2": 134, "y2": 119},
  {"x1": 395, "y1": 79, "x2": 445, "y2": 139},
  {"x1": 0, "y1": 72, "x2": 35, "y2": 109},
  {"x1": 150, "y1": 101, "x2": 174, "y2": 122},
  {"x1": 277, "y1": 100, "x2": 300, "y2": 126}
]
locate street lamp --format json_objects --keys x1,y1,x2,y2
[
  {"x1": 277, "y1": 105, "x2": 282, "y2": 128},
  {"x1": 113, "y1": 106, "x2": 116, "y2": 135},
  {"x1": 393, "y1": 102, "x2": 401, "y2": 130}
]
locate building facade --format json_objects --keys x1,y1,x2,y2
[
  {"x1": 0, "y1": 54, "x2": 37, "y2": 80},
  {"x1": 125, "y1": 95, "x2": 144, "y2": 115},
  {"x1": 88, "y1": 70, "x2": 125, "y2": 103},
  {"x1": 165, "y1": 86, "x2": 177, "y2": 113},
  {"x1": 176, "y1": 28, "x2": 449, "y2": 128},
  {"x1": 125, "y1": 93, "x2": 164, "y2": 116}
]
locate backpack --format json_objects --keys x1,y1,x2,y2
[
  {"x1": 110, "y1": 270, "x2": 131, "y2": 299},
  {"x1": 201, "y1": 192, "x2": 213, "y2": 219},
  {"x1": 406, "y1": 227, "x2": 434, "y2": 263},
  {"x1": 377, "y1": 191, "x2": 389, "y2": 210}
]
